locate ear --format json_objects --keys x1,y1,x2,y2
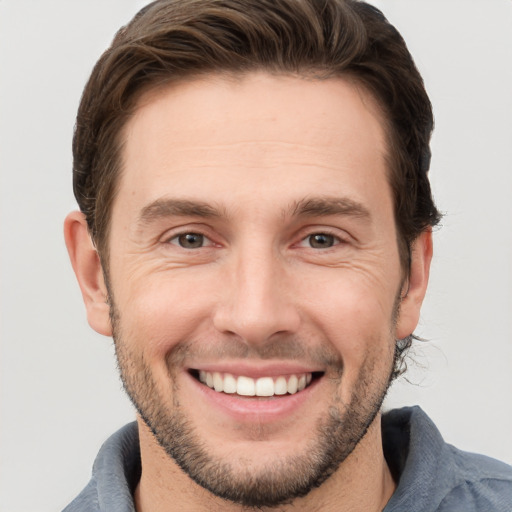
[
  {"x1": 395, "y1": 229, "x2": 433, "y2": 339},
  {"x1": 64, "y1": 211, "x2": 112, "y2": 336}
]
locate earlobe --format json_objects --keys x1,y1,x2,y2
[
  {"x1": 64, "y1": 211, "x2": 113, "y2": 337},
  {"x1": 396, "y1": 230, "x2": 433, "y2": 339}
]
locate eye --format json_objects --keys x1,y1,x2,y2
[
  {"x1": 308, "y1": 233, "x2": 336, "y2": 248},
  {"x1": 300, "y1": 233, "x2": 340, "y2": 249},
  {"x1": 169, "y1": 232, "x2": 208, "y2": 249}
]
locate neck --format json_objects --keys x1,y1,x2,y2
[{"x1": 134, "y1": 414, "x2": 396, "y2": 512}]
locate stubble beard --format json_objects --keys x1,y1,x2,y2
[{"x1": 110, "y1": 302, "x2": 396, "y2": 509}]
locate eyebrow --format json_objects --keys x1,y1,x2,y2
[
  {"x1": 137, "y1": 195, "x2": 371, "y2": 226},
  {"x1": 138, "y1": 198, "x2": 223, "y2": 225},
  {"x1": 290, "y1": 197, "x2": 371, "y2": 220}
]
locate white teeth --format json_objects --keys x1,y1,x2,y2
[
  {"x1": 274, "y1": 376, "x2": 288, "y2": 395},
  {"x1": 287, "y1": 375, "x2": 298, "y2": 394},
  {"x1": 237, "y1": 376, "x2": 255, "y2": 396},
  {"x1": 196, "y1": 371, "x2": 314, "y2": 397},
  {"x1": 213, "y1": 372, "x2": 223, "y2": 392},
  {"x1": 223, "y1": 373, "x2": 237, "y2": 394},
  {"x1": 255, "y1": 377, "x2": 274, "y2": 397}
]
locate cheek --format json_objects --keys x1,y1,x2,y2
[
  {"x1": 299, "y1": 271, "x2": 398, "y2": 371},
  {"x1": 113, "y1": 271, "x2": 219, "y2": 358}
]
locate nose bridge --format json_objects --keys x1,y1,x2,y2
[{"x1": 213, "y1": 239, "x2": 300, "y2": 343}]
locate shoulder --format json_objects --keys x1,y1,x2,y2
[
  {"x1": 436, "y1": 447, "x2": 512, "y2": 512},
  {"x1": 62, "y1": 479, "x2": 100, "y2": 512},
  {"x1": 62, "y1": 422, "x2": 140, "y2": 512},
  {"x1": 383, "y1": 407, "x2": 512, "y2": 512}
]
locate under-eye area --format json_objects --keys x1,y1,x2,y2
[{"x1": 189, "y1": 370, "x2": 324, "y2": 397}]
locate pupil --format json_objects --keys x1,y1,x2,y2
[
  {"x1": 179, "y1": 233, "x2": 203, "y2": 248},
  {"x1": 310, "y1": 234, "x2": 334, "y2": 248}
]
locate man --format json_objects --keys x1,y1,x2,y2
[{"x1": 63, "y1": 0, "x2": 512, "y2": 510}]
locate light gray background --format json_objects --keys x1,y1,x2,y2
[{"x1": 1, "y1": 1, "x2": 511, "y2": 511}]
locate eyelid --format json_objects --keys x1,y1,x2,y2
[
  {"x1": 294, "y1": 227, "x2": 351, "y2": 248},
  {"x1": 168, "y1": 233, "x2": 215, "y2": 248},
  {"x1": 160, "y1": 224, "x2": 219, "y2": 247},
  {"x1": 297, "y1": 234, "x2": 342, "y2": 249}
]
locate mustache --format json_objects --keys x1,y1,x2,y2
[{"x1": 166, "y1": 335, "x2": 343, "y2": 369}]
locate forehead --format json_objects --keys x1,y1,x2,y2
[
  {"x1": 117, "y1": 72, "x2": 390, "y2": 220},
  {"x1": 124, "y1": 72, "x2": 387, "y2": 157}
]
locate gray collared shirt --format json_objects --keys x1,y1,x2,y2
[{"x1": 63, "y1": 407, "x2": 512, "y2": 512}]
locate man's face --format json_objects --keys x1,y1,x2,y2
[{"x1": 102, "y1": 73, "x2": 415, "y2": 506}]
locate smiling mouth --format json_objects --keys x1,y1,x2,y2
[{"x1": 189, "y1": 370, "x2": 323, "y2": 397}]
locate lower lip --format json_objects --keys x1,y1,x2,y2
[{"x1": 184, "y1": 372, "x2": 321, "y2": 423}]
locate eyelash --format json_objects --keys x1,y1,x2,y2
[
  {"x1": 297, "y1": 231, "x2": 346, "y2": 250},
  {"x1": 167, "y1": 232, "x2": 215, "y2": 249},
  {"x1": 165, "y1": 229, "x2": 347, "y2": 251}
]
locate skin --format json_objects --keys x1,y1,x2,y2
[{"x1": 65, "y1": 72, "x2": 432, "y2": 511}]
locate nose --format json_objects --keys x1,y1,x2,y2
[{"x1": 212, "y1": 247, "x2": 301, "y2": 345}]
